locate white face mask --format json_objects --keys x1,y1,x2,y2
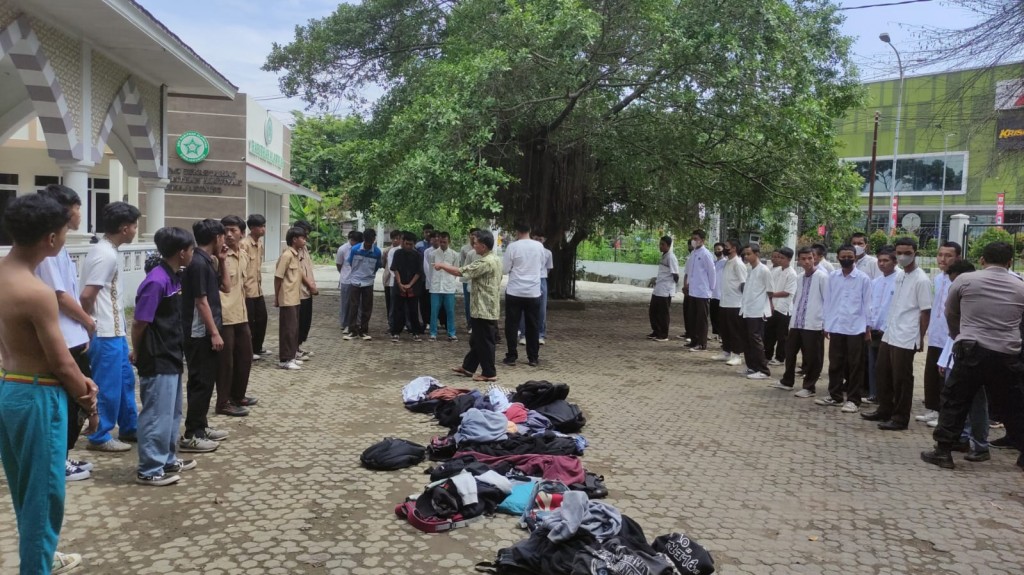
[
  {"x1": 854, "y1": 245, "x2": 865, "y2": 256},
  {"x1": 896, "y1": 254, "x2": 914, "y2": 267},
  {"x1": 689, "y1": 240, "x2": 697, "y2": 249}
]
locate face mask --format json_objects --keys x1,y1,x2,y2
[
  {"x1": 854, "y1": 245, "x2": 865, "y2": 256},
  {"x1": 715, "y1": 251, "x2": 723, "y2": 258},
  {"x1": 689, "y1": 240, "x2": 697, "y2": 249},
  {"x1": 897, "y1": 254, "x2": 914, "y2": 267},
  {"x1": 839, "y1": 258, "x2": 855, "y2": 269}
]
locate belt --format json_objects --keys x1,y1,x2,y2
[{"x1": 1, "y1": 371, "x2": 61, "y2": 387}]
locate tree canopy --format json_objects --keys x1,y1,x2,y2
[{"x1": 266, "y1": 0, "x2": 864, "y2": 297}]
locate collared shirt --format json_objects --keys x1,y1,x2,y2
[
  {"x1": 740, "y1": 263, "x2": 772, "y2": 319},
  {"x1": 823, "y1": 268, "x2": 872, "y2": 335},
  {"x1": 423, "y1": 247, "x2": 436, "y2": 288},
  {"x1": 927, "y1": 273, "x2": 952, "y2": 348},
  {"x1": 719, "y1": 256, "x2": 747, "y2": 308},
  {"x1": 817, "y1": 260, "x2": 835, "y2": 273},
  {"x1": 542, "y1": 249, "x2": 554, "y2": 279},
  {"x1": 220, "y1": 247, "x2": 249, "y2": 325},
  {"x1": 503, "y1": 238, "x2": 545, "y2": 298},
  {"x1": 384, "y1": 247, "x2": 398, "y2": 287},
  {"x1": 240, "y1": 235, "x2": 264, "y2": 297},
  {"x1": 769, "y1": 265, "x2": 798, "y2": 316},
  {"x1": 348, "y1": 243, "x2": 382, "y2": 288},
  {"x1": 81, "y1": 238, "x2": 128, "y2": 337},
  {"x1": 298, "y1": 246, "x2": 315, "y2": 299},
  {"x1": 868, "y1": 272, "x2": 898, "y2": 331},
  {"x1": 791, "y1": 269, "x2": 829, "y2": 331},
  {"x1": 335, "y1": 242, "x2": 355, "y2": 289},
  {"x1": 134, "y1": 263, "x2": 184, "y2": 376},
  {"x1": 684, "y1": 245, "x2": 717, "y2": 299},
  {"x1": 712, "y1": 258, "x2": 726, "y2": 300},
  {"x1": 653, "y1": 251, "x2": 680, "y2": 297},
  {"x1": 182, "y1": 248, "x2": 223, "y2": 338},
  {"x1": 430, "y1": 247, "x2": 460, "y2": 293},
  {"x1": 946, "y1": 266, "x2": 1024, "y2": 355},
  {"x1": 856, "y1": 254, "x2": 880, "y2": 280},
  {"x1": 36, "y1": 247, "x2": 90, "y2": 348},
  {"x1": 462, "y1": 252, "x2": 503, "y2": 320},
  {"x1": 881, "y1": 267, "x2": 932, "y2": 350},
  {"x1": 274, "y1": 247, "x2": 304, "y2": 307},
  {"x1": 459, "y1": 243, "x2": 479, "y2": 284}
]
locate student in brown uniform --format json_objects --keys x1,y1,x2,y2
[
  {"x1": 242, "y1": 214, "x2": 268, "y2": 358},
  {"x1": 216, "y1": 216, "x2": 256, "y2": 416},
  {"x1": 293, "y1": 220, "x2": 319, "y2": 360},
  {"x1": 276, "y1": 227, "x2": 308, "y2": 370}
]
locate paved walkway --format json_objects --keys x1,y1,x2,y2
[{"x1": 2, "y1": 293, "x2": 1023, "y2": 574}]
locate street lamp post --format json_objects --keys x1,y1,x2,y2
[
  {"x1": 939, "y1": 132, "x2": 956, "y2": 242},
  {"x1": 880, "y1": 32, "x2": 904, "y2": 233}
]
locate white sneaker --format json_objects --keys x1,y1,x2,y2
[
  {"x1": 841, "y1": 401, "x2": 859, "y2": 413},
  {"x1": 770, "y1": 382, "x2": 792, "y2": 390},
  {"x1": 815, "y1": 397, "x2": 842, "y2": 407},
  {"x1": 794, "y1": 389, "x2": 816, "y2": 398},
  {"x1": 927, "y1": 419, "x2": 939, "y2": 428},
  {"x1": 746, "y1": 372, "x2": 769, "y2": 380},
  {"x1": 278, "y1": 360, "x2": 301, "y2": 370},
  {"x1": 767, "y1": 359, "x2": 783, "y2": 366},
  {"x1": 519, "y1": 337, "x2": 526, "y2": 346},
  {"x1": 736, "y1": 368, "x2": 754, "y2": 375},
  {"x1": 725, "y1": 356, "x2": 743, "y2": 366},
  {"x1": 711, "y1": 352, "x2": 730, "y2": 361},
  {"x1": 915, "y1": 410, "x2": 939, "y2": 423},
  {"x1": 292, "y1": 358, "x2": 305, "y2": 365},
  {"x1": 251, "y1": 354, "x2": 262, "y2": 361},
  {"x1": 343, "y1": 334, "x2": 355, "y2": 341},
  {"x1": 653, "y1": 338, "x2": 669, "y2": 342},
  {"x1": 52, "y1": 551, "x2": 82, "y2": 574},
  {"x1": 362, "y1": 334, "x2": 373, "y2": 341},
  {"x1": 539, "y1": 338, "x2": 546, "y2": 345}
]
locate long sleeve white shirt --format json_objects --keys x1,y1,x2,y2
[
  {"x1": 740, "y1": 263, "x2": 773, "y2": 319},
  {"x1": 823, "y1": 268, "x2": 873, "y2": 335},
  {"x1": 719, "y1": 256, "x2": 747, "y2": 308},
  {"x1": 683, "y1": 245, "x2": 717, "y2": 299},
  {"x1": 790, "y1": 269, "x2": 829, "y2": 331},
  {"x1": 927, "y1": 273, "x2": 952, "y2": 348},
  {"x1": 868, "y1": 272, "x2": 898, "y2": 331},
  {"x1": 770, "y1": 265, "x2": 798, "y2": 316}
]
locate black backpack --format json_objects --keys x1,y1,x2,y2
[
  {"x1": 435, "y1": 392, "x2": 480, "y2": 429},
  {"x1": 512, "y1": 381, "x2": 570, "y2": 409},
  {"x1": 532, "y1": 399, "x2": 586, "y2": 433},
  {"x1": 360, "y1": 438, "x2": 426, "y2": 470}
]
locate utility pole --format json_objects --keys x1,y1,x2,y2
[{"x1": 867, "y1": 111, "x2": 880, "y2": 233}]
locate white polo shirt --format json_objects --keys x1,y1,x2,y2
[
  {"x1": 740, "y1": 263, "x2": 772, "y2": 319},
  {"x1": 653, "y1": 251, "x2": 680, "y2": 297},
  {"x1": 719, "y1": 256, "x2": 747, "y2": 308},
  {"x1": 769, "y1": 265, "x2": 798, "y2": 316},
  {"x1": 503, "y1": 237, "x2": 545, "y2": 298},
  {"x1": 881, "y1": 267, "x2": 933, "y2": 350}
]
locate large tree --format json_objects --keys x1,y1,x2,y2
[{"x1": 266, "y1": 0, "x2": 862, "y2": 298}]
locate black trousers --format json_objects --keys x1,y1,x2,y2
[
  {"x1": 346, "y1": 285, "x2": 374, "y2": 336},
  {"x1": 245, "y1": 296, "x2": 268, "y2": 353},
  {"x1": 419, "y1": 289, "x2": 431, "y2": 327},
  {"x1": 933, "y1": 342, "x2": 1024, "y2": 467},
  {"x1": 681, "y1": 293, "x2": 693, "y2": 337},
  {"x1": 648, "y1": 295, "x2": 672, "y2": 339},
  {"x1": 710, "y1": 299, "x2": 721, "y2": 335},
  {"x1": 384, "y1": 284, "x2": 393, "y2": 331},
  {"x1": 780, "y1": 329, "x2": 824, "y2": 390},
  {"x1": 685, "y1": 297, "x2": 710, "y2": 347},
  {"x1": 720, "y1": 307, "x2": 745, "y2": 354},
  {"x1": 875, "y1": 342, "x2": 917, "y2": 426},
  {"x1": 185, "y1": 336, "x2": 219, "y2": 437},
  {"x1": 298, "y1": 297, "x2": 313, "y2": 345},
  {"x1": 216, "y1": 323, "x2": 252, "y2": 410},
  {"x1": 392, "y1": 287, "x2": 423, "y2": 335},
  {"x1": 505, "y1": 294, "x2": 541, "y2": 362},
  {"x1": 67, "y1": 343, "x2": 92, "y2": 455},
  {"x1": 827, "y1": 333, "x2": 866, "y2": 405},
  {"x1": 464, "y1": 318, "x2": 498, "y2": 377},
  {"x1": 922, "y1": 346, "x2": 943, "y2": 411},
  {"x1": 279, "y1": 305, "x2": 300, "y2": 362},
  {"x1": 743, "y1": 317, "x2": 769, "y2": 375},
  {"x1": 763, "y1": 311, "x2": 790, "y2": 362}
]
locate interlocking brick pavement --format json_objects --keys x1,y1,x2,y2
[{"x1": 2, "y1": 292, "x2": 1023, "y2": 574}]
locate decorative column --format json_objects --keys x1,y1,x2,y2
[
  {"x1": 141, "y1": 177, "x2": 170, "y2": 235},
  {"x1": 57, "y1": 160, "x2": 95, "y2": 237}
]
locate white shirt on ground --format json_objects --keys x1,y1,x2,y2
[
  {"x1": 653, "y1": 251, "x2": 680, "y2": 297},
  {"x1": 719, "y1": 256, "x2": 747, "y2": 308},
  {"x1": 769, "y1": 265, "x2": 798, "y2": 316},
  {"x1": 502, "y1": 237, "x2": 545, "y2": 298},
  {"x1": 80, "y1": 238, "x2": 126, "y2": 337},
  {"x1": 823, "y1": 268, "x2": 872, "y2": 335},
  {"x1": 740, "y1": 263, "x2": 772, "y2": 319},
  {"x1": 36, "y1": 247, "x2": 90, "y2": 348},
  {"x1": 881, "y1": 267, "x2": 933, "y2": 350}
]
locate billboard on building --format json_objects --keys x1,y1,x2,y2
[
  {"x1": 995, "y1": 79, "x2": 1024, "y2": 110},
  {"x1": 996, "y1": 114, "x2": 1024, "y2": 150}
]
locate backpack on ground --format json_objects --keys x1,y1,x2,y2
[
  {"x1": 394, "y1": 500, "x2": 482, "y2": 533},
  {"x1": 519, "y1": 479, "x2": 570, "y2": 530},
  {"x1": 512, "y1": 380, "x2": 570, "y2": 409},
  {"x1": 360, "y1": 438, "x2": 426, "y2": 471},
  {"x1": 570, "y1": 472, "x2": 608, "y2": 499},
  {"x1": 426, "y1": 434, "x2": 458, "y2": 461},
  {"x1": 532, "y1": 399, "x2": 587, "y2": 433},
  {"x1": 435, "y1": 391, "x2": 480, "y2": 429},
  {"x1": 652, "y1": 533, "x2": 716, "y2": 574}
]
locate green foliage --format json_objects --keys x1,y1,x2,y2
[
  {"x1": 869, "y1": 230, "x2": 889, "y2": 254},
  {"x1": 968, "y1": 227, "x2": 1014, "y2": 261},
  {"x1": 289, "y1": 196, "x2": 342, "y2": 258},
  {"x1": 577, "y1": 231, "x2": 687, "y2": 265}
]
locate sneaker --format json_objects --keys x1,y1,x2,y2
[
  {"x1": 646, "y1": 333, "x2": 657, "y2": 339},
  {"x1": 746, "y1": 372, "x2": 770, "y2": 380},
  {"x1": 163, "y1": 459, "x2": 197, "y2": 473},
  {"x1": 794, "y1": 389, "x2": 816, "y2": 398},
  {"x1": 215, "y1": 403, "x2": 249, "y2": 417},
  {"x1": 204, "y1": 428, "x2": 230, "y2": 441},
  {"x1": 688, "y1": 346, "x2": 707, "y2": 352},
  {"x1": 767, "y1": 359, "x2": 783, "y2": 366},
  {"x1": 927, "y1": 419, "x2": 938, "y2": 428},
  {"x1": 252, "y1": 354, "x2": 263, "y2": 361},
  {"x1": 429, "y1": 336, "x2": 437, "y2": 342},
  {"x1": 413, "y1": 334, "x2": 422, "y2": 342},
  {"x1": 279, "y1": 360, "x2": 301, "y2": 370},
  {"x1": 52, "y1": 552, "x2": 83, "y2": 574},
  {"x1": 86, "y1": 439, "x2": 131, "y2": 453},
  {"x1": 863, "y1": 396, "x2": 878, "y2": 405},
  {"x1": 257, "y1": 349, "x2": 271, "y2": 356},
  {"x1": 135, "y1": 472, "x2": 181, "y2": 486},
  {"x1": 362, "y1": 334, "x2": 373, "y2": 341},
  {"x1": 990, "y1": 435, "x2": 1018, "y2": 450},
  {"x1": 676, "y1": 334, "x2": 688, "y2": 340},
  {"x1": 725, "y1": 356, "x2": 743, "y2": 366},
  {"x1": 68, "y1": 458, "x2": 93, "y2": 472},
  {"x1": 915, "y1": 410, "x2": 939, "y2": 423},
  {"x1": 65, "y1": 461, "x2": 90, "y2": 482},
  {"x1": 343, "y1": 333, "x2": 356, "y2": 341},
  {"x1": 770, "y1": 382, "x2": 793, "y2": 390},
  {"x1": 736, "y1": 368, "x2": 755, "y2": 375},
  {"x1": 502, "y1": 357, "x2": 517, "y2": 366},
  {"x1": 539, "y1": 338, "x2": 545, "y2": 345},
  {"x1": 653, "y1": 337, "x2": 669, "y2": 342},
  {"x1": 519, "y1": 337, "x2": 526, "y2": 346},
  {"x1": 448, "y1": 336, "x2": 458, "y2": 342},
  {"x1": 964, "y1": 450, "x2": 991, "y2": 462},
  {"x1": 298, "y1": 348, "x2": 314, "y2": 358},
  {"x1": 711, "y1": 352, "x2": 730, "y2": 361},
  {"x1": 814, "y1": 397, "x2": 842, "y2": 407},
  {"x1": 391, "y1": 335, "x2": 400, "y2": 342},
  {"x1": 528, "y1": 360, "x2": 539, "y2": 367},
  {"x1": 292, "y1": 358, "x2": 305, "y2": 366},
  {"x1": 841, "y1": 401, "x2": 859, "y2": 413},
  {"x1": 990, "y1": 421, "x2": 1004, "y2": 429},
  {"x1": 178, "y1": 435, "x2": 219, "y2": 453}
]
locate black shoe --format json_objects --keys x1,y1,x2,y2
[
  {"x1": 950, "y1": 440, "x2": 970, "y2": 453},
  {"x1": 502, "y1": 357, "x2": 517, "y2": 366},
  {"x1": 239, "y1": 396, "x2": 259, "y2": 407},
  {"x1": 920, "y1": 448, "x2": 954, "y2": 469},
  {"x1": 964, "y1": 450, "x2": 991, "y2": 462},
  {"x1": 646, "y1": 333, "x2": 657, "y2": 339},
  {"x1": 528, "y1": 360, "x2": 538, "y2": 367},
  {"x1": 878, "y1": 420, "x2": 908, "y2": 431},
  {"x1": 860, "y1": 411, "x2": 889, "y2": 422},
  {"x1": 119, "y1": 433, "x2": 137, "y2": 443},
  {"x1": 989, "y1": 436, "x2": 1019, "y2": 450},
  {"x1": 215, "y1": 403, "x2": 250, "y2": 417}
]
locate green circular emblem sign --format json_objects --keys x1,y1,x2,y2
[
  {"x1": 264, "y1": 115, "x2": 273, "y2": 146},
  {"x1": 176, "y1": 130, "x2": 210, "y2": 164}
]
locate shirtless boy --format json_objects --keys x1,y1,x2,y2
[{"x1": 0, "y1": 193, "x2": 99, "y2": 574}]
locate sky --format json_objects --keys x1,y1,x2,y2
[{"x1": 140, "y1": 0, "x2": 986, "y2": 123}]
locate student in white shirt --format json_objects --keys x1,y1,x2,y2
[
  {"x1": 429, "y1": 231, "x2": 461, "y2": 341},
  {"x1": 648, "y1": 236, "x2": 680, "y2": 341},
  {"x1": 739, "y1": 244, "x2": 773, "y2": 379},
  {"x1": 79, "y1": 201, "x2": 141, "y2": 452},
  {"x1": 817, "y1": 245, "x2": 873, "y2": 413},
  {"x1": 502, "y1": 223, "x2": 546, "y2": 366},
  {"x1": 851, "y1": 232, "x2": 881, "y2": 280},
  {"x1": 519, "y1": 231, "x2": 554, "y2": 344},
  {"x1": 713, "y1": 239, "x2": 748, "y2": 366},
  {"x1": 764, "y1": 247, "x2": 797, "y2": 366},
  {"x1": 683, "y1": 229, "x2": 717, "y2": 351},
  {"x1": 866, "y1": 248, "x2": 898, "y2": 403},
  {"x1": 862, "y1": 237, "x2": 932, "y2": 431},
  {"x1": 335, "y1": 231, "x2": 359, "y2": 332},
  {"x1": 917, "y1": 241, "x2": 961, "y2": 424},
  {"x1": 812, "y1": 243, "x2": 835, "y2": 273},
  {"x1": 710, "y1": 242, "x2": 726, "y2": 339},
  {"x1": 772, "y1": 247, "x2": 829, "y2": 396},
  {"x1": 382, "y1": 230, "x2": 402, "y2": 334}
]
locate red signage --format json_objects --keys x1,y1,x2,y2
[
  {"x1": 996, "y1": 193, "x2": 1005, "y2": 224},
  {"x1": 889, "y1": 196, "x2": 899, "y2": 231}
]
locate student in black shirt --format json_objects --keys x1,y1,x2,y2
[{"x1": 390, "y1": 231, "x2": 425, "y2": 341}]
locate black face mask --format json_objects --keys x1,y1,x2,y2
[
  {"x1": 715, "y1": 251, "x2": 724, "y2": 257},
  {"x1": 839, "y1": 258, "x2": 855, "y2": 269}
]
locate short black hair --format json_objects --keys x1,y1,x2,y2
[
  {"x1": 877, "y1": 246, "x2": 896, "y2": 261},
  {"x1": 940, "y1": 241, "x2": 963, "y2": 257},
  {"x1": 2, "y1": 194, "x2": 69, "y2": 245},
  {"x1": 192, "y1": 218, "x2": 225, "y2": 246},
  {"x1": 286, "y1": 226, "x2": 307, "y2": 246},
  {"x1": 743, "y1": 243, "x2": 761, "y2": 255},
  {"x1": 797, "y1": 246, "x2": 814, "y2": 258},
  {"x1": 727, "y1": 238, "x2": 742, "y2": 251},
  {"x1": 154, "y1": 227, "x2": 195, "y2": 258},
  {"x1": 475, "y1": 229, "x2": 495, "y2": 250},
  {"x1": 836, "y1": 244, "x2": 856, "y2": 257},
  {"x1": 778, "y1": 247, "x2": 794, "y2": 260},
  {"x1": 246, "y1": 214, "x2": 266, "y2": 228},
  {"x1": 893, "y1": 237, "x2": 918, "y2": 251},
  {"x1": 811, "y1": 243, "x2": 827, "y2": 255},
  {"x1": 439, "y1": 231, "x2": 450, "y2": 240},
  {"x1": 514, "y1": 222, "x2": 531, "y2": 234},
  {"x1": 850, "y1": 232, "x2": 867, "y2": 242},
  {"x1": 660, "y1": 235, "x2": 673, "y2": 247},
  {"x1": 221, "y1": 215, "x2": 246, "y2": 232},
  {"x1": 947, "y1": 261, "x2": 976, "y2": 278},
  {"x1": 293, "y1": 220, "x2": 312, "y2": 233},
  {"x1": 363, "y1": 228, "x2": 376, "y2": 242},
  {"x1": 691, "y1": 229, "x2": 707, "y2": 240},
  {"x1": 982, "y1": 241, "x2": 1013, "y2": 265},
  {"x1": 469, "y1": 227, "x2": 480, "y2": 234},
  {"x1": 38, "y1": 184, "x2": 81, "y2": 208},
  {"x1": 99, "y1": 201, "x2": 141, "y2": 235},
  {"x1": 390, "y1": 230, "x2": 402, "y2": 239},
  {"x1": 351, "y1": 231, "x2": 364, "y2": 244},
  {"x1": 347, "y1": 230, "x2": 359, "y2": 240},
  {"x1": 713, "y1": 242, "x2": 726, "y2": 250},
  {"x1": 402, "y1": 231, "x2": 417, "y2": 243}
]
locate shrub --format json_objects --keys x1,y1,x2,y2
[
  {"x1": 967, "y1": 227, "x2": 1014, "y2": 262},
  {"x1": 869, "y1": 230, "x2": 888, "y2": 254}
]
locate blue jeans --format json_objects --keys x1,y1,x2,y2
[
  {"x1": 87, "y1": 336, "x2": 137, "y2": 444},
  {"x1": 0, "y1": 374, "x2": 68, "y2": 574},
  {"x1": 137, "y1": 373, "x2": 184, "y2": 477},
  {"x1": 519, "y1": 278, "x2": 548, "y2": 338},
  {"x1": 430, "y1": 293, "x2": 457, "y2": 337},
  {"x1": 462, "y1": 283, "x2": 472, "y2": 326},
  {"x1": 339, "y1": 284, "x2": 351, "y2": 329}
]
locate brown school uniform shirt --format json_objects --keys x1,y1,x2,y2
[
  {"x1": 220, "y1": 247, "x2": 248, "y2": 325},
  {"x1": 275, "y1": 247, "x2": 304, "y2": 307},
  {"x1": 298, "y1": 246, "x2": 316, "y2": 299},
  {"x1": 240, "y1": 235, "x2": 264, "y2": 298}
]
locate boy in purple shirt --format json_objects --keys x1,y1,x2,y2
[{"x1": 131, "y1": 227, "x2": 196, "y2": 486}]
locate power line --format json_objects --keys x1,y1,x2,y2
[{"x1": 838, "y1": 0, "x2": 934, "y2": 10}]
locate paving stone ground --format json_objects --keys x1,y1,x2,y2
[{"x1": 2, "y1": 289, "x2": 1024, "y2": 574}]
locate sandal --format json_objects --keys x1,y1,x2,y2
[
  {"x1": 472, "y1": 375, "x2": 498, "y2": 382},
  {"x1": 53, "y1": 552, "x2": 83, "y2": 574},
  {"x1": 451, "y1": 367, "x2": 472, "y2": 377}
]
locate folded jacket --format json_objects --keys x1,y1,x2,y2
[
  {"x1": 457, "y1": 431, "x2": 580, "y2": 457},
  {"x1": 454, "y1": 408, "x2": 509, "y2": 445},
  {"x1": 455, "y1": 451, "x2": 586, "y2": 485},
  {"x1": 427, "y1": 387, "x2": 473, "y2": 401},
  {"x1": 403, "y1": 376, "x2": 441, "y2": 403}
]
